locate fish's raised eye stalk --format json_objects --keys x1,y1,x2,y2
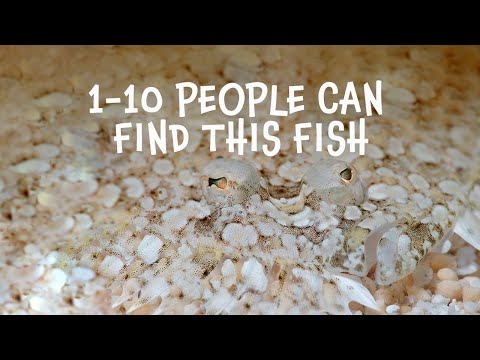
[
  {"x1": 208, "y1": 177, "x2": 228, "y2": 189},
  {"x1": 340, "y1": 168, "x2": 352, "y2": 182}
]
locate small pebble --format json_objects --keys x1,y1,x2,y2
[
  {"x1": 386, "y1": 304, "x2": 400, "y2": 314},
  {"x1": 29, "y1": 296, "x2": 52, "y2": 314},
  {"x1": 436, "y1": 280, "x2": 462, "y2": 300},
  {"x1": 11, "y1": 159, "x2": 50, "y2": 174},
  {"x1": 34, "y1": 92, "x2": 72, "y2": 108},
  {"x1": 429, "y1": 253, "x2": 457, "y2": 272},
  {"x1": 241, "y1": 258, "x2": 268, "y2": 293},
  {"x1": 97, "y1": 184, "x2": 121, "y2": 208},
  {"x1": 464, "y1": 302, "x2": 480, "y2": 314},
  {"x1": 140, "y1": 196, "x2": 154, "y2": 211},
  {"x1": 123, "y1": 177, "x2": 144, "y2": 198},
  {"x1": 34, "y1": 144, "x2": 59, "y2": 158},
  {"x1": 72, "y1": 267, "x2": 96, "y2": 282},
  {"x1": 408, "y1": 287, "x2": 431, "y2": 301},
  {"x1": 74, "y1": 213, "x2": 93, "y2": 230},
  {"x1": 43, "y1": 268, "x2": 67, "y2": 293},
  {"x1": 98, "y1": 256, "x2": 124, "y2": 278},
  {"x1": 17, "y1": 205, "x2": 36, "y2": 217},
  {"x1": 137, "y1": 234, "x2": 163, "y2": 265},
  {"x1": 374, "y1": 288, "x2": 394, "y2": 305},
  {"x1": 153, "y1": 159, "x2": 174, "y2": 175},
  {"x1": 437, "y1": 268, "x2": 458, "y2": 281},
  {"x1": 463, "y1": 287, "x2": 480, "y2": 302}
]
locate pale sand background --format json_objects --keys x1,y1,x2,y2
[{"x1": 0, "y1": 46, "x2": 479, "y2": 314}]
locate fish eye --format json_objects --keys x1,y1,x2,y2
[
  {"x1": 340, "y1": 167, "x2": 352, "y2": 182},
  {"x1": 208, "y1": 177, "x2": 228, "y2": 189}
]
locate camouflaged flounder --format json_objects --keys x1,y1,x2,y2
[{"x1": 60, "y1": 46, "x2": 480, "y2": 315}]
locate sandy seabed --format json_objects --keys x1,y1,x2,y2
[{"x1": 0, "y1": 46, "x2": 479, "y2": 315}]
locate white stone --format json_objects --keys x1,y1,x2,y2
[
  {"x1": 140, "y1": 196, "x2": 154, "y2": 211},
  {"x1": 398, "y1": 235, "x2": 411, "y2": 255},
  {"x1": 241, "y1": 258, "x2": 268, "y2": 293},
  {"x1": 210, "y1": 279, "x2": 221, "y2": 291},
  {"x1": 24, "y1": 244, "x2": 39, "y2": 255},
  {"x1": 412, "y1": 262, "x2": 433, "y2": 287},
  {"x1": 358, "y1": 210, "x2": 395, "y2": 231},
  {"x1": 123, "y1": 177, "x2": 144, "y2": 198},
  {"x1": 44, "y1": 252, "x2": 58, "y2": 266},
  {"x1": 44, "y1": 268, "x2": 67, "y2": 293},
  {"x1": 205, "y1": 288, "x2": 235, "y2": 314},
  {"x1": 177, "y1": 244, "x2": 193, "y2": 258},
  {"x1": 221, "y1": 259, "x2": 236, "y2": 278},
  {"x1": 410, "y1": 142, "x2": 439, "y2": 164},
  {"x1": 464, "y1": 301, "x2": 480, "y2": 314},
  {"x1": 98, "y1": 184, "x2": 121, "y2": 208},
  {"x1": 98, "y1": 104, "x2": 124, "y2": 119},
  {"x1": 376, "y1": 167, "x2": 396, "y2": 178},
  {"x1": 61, "y1": 130, "x2": 93, "y2": 149},
  {"x1": 258, "y1": 302, "x2": 277, "y2": 315},
  {"x1": 11, "y1": 159, "x2": 50, "y2": 174},
  {"x1": 408, "y1": 174, "x2": 430, "y2": 191},
  {"x1": 439, "y1": 180, "x2": 461, "y2": 196},
  {"x1": 99, "y1": 255, "x2": 124, "y2": 278},
  {"x1": 222, "y1": 46, "x2": 262, "y2": 68},
  {"x1": 432, "y1": 205, "x2": 449, "y2": 227},
  {"x1": 144, "y1": 175, "x2": 161, "y2": 190},
  {"x1": 52, "y1": 216, "x2": 75, "y2": 234},
  {"x1": 153, "y1": 159, "x2": 174, "y2": 175},
  {"x1": 137, "y1": 234, "x2": 163, "y2": 265},
  {"x1": 368, "y1": 183, "x2": 408, "y2": 203},
  {"x1": 386, "y1": 138, "x2": 405, "y2": 156},
  {"x1": 34, "y1": 144, "x2": 60, "y2": 158},
  {"x1": 222, "y1": 223, "x2": 258, "y2": 248},
  {"x1": 178, "y1": 169, "x2": 196, "y2": 187},
  {"x1": 385, "y1": 87, "x2": 416, "y2": 105},
  {"x1": 447, "y1": 148, "x2": 470, "y2": 169},
  {"x1": 361, "y1": 202, "x2": 377, "y2": 212},
  {"x1": 17, "y1": 205, "x2": 36, "y2": 217},
  {"x1": 34, "y1": 92, "x2": 72, "y2": 108},
  {"x1": 161, "y1": 208, "x2": 188, "y2": 230},
  {"x1": 386, "y1": 304, "x2": 400, "y2": 314},
  {"x1": 72, "y1": 267, "x2": 96, "y2": 282},
  {"x1": 74, "y1": 213, "x2": 93, "y2": 230},
  {"x1": 412, "y1": 193, "x2": 432, "y2": 210},
  {"x1": 367, "y1": 144, "x2": 385, "y2": 160},
  {"x1": 29, "y1": 296, "x2": 53, "y2": 314},
  {"x1": 456, "y1": 247, "x2": 479, "y2": 276},
  {"x1": 127, "y1": 277, "x2": 169, "y2": 314},
  {"x1": 132, "y1": 216, "x2": 149, "y2": 231},
  {"x1": 0, "y1": 177, "x2": 4, "y2": 192},
  {"x1": 186, "y1": 200, "x2": 211, "y2": 219},
  {"x1": 257, "y1": 221, "x2": 276, "y2": 237},
  {"x1": 129, "y1": 152, "x2": 146, "y2": 167},
  {"x1": 62, "y1": 165, "x2": 93, "y2": 182},
  {"x1": 344, "y1": 206, "x2": 362, "y2": 221},
  {"x1": 462, "y1": 277, "x2": 480, "y2": 289}
]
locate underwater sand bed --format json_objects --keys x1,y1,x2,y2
[{"x1": 0, "y1": 45, "x2": 479, "y2": 314}]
